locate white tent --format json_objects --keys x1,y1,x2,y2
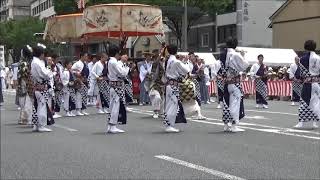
[
  {"x1": 236, "y1": 47, "x2": 297, "y2": 66},
  {"x1": 178, "y1": 52, "x2": 217, "y2": 65}
]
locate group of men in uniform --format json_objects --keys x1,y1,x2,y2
[{"x1": 15, "y1": 38, "x2": 319, "y2": 134}]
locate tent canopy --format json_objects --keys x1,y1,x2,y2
[
  {"x1": 236, "y1": 47, "x2": 297, "y2": 66},
  {"x1": 178, "y1": 52, "x2": 217, "y2": 65}
]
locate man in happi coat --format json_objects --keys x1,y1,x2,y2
[
  {"x1": 289, "y1": 57, "x2": 303, "y2": 106},
  {"x1": 91, "y1": 52, "x2": 109, "y2": 114},
  {"x1": 139, "y1": 52, "x2": 152, "y2": 105},
  {"x1": 71, "y1": 52, "x2": 90, "y2": 116},
  {"x1": 51, "y1": 54, "x2": 64, "y2": 118},
  {"x1": 107, "y1": 45, "x2": 130, "y2": 134},
  {"x1": 87, "y1": 54, "x2": 98, "y2": 106},
  {"x1": 163, "y1": 45, "x2": 190, "y2": 133},
  {"x1": 62, "y1": 60, "x2": 77, "y2": 117},
  {"x1": 30, "y1": 45, "x2": 54, "y2": 132},
  {"x1": 215, "y1": 48, "x2": 228, "y2": 109},
  {"x1": 149, "y1": 53, "x2": 166, "y2": 119},
  {"x1": 212, "y1": 37, "x2": 249, "y2": 132},
  {"x1": 250, "y1": 54, "x2": 269, "y2": 109},
  {"x1": 294, "y1": 40, "x2": 320, "y2": 129},
  {"x1": 121, "y1": 53, "x2": 134, "y2": 110},
  {"x1": 17, "y1": 45, "x2": 33, "y2": 125},
  {"x1": 179, "y1": 54, "x2": 206, "y2": 120}
]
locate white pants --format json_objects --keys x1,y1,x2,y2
[
  {"x1": 227, "y1": 84, "x2": 242, "y2": 122},
  {"x1": 19, "y1": 95, "x2": 32, "y2": 123},
  {"x1": 165, "y1": 85, "x2": 178, "y2": 126},
  {"x1": 88, "y1": 79, "x2": 98, "y2": 97},
  {"x1": 75, "y1": 91, "x2": 82, "y2": 109},
  {"x1": 96, "y1": 93, "x2": 103, "y2": 109},
  {"x1": 109, "y1": 87, "x2": 120, "y2": 125},
  {"x1": 63, "y1": 90, "x2": 69, "y2": 111},
  {"x1": 182, "y1": 100, "x2": 201, "y2": 117},
  {"x1": 310, "y1": 83, "x2": 320, "y2": 119},
  {"x1": 149, "y1": 89, "x2": 163, "y2": 112},
  {"x1": 34, "y1": 91, "x2": 47, "y2": 128}
]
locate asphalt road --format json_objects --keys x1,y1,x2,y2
[{"x1": 1, "y1": 90, "x2": 320, "y2": 180}]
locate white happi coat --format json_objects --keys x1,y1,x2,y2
[
  {"x1": 62, "y1": 69, "x2": 74, "y2": 111},
  {"x1": 299, "y1": 51, "x2": 320, "y2": 122},
  {"x1": 289, "y1": 63, "x2": 298, "y2": 79},
  {"x1": 213, "y1": 49, "x2": 249, "y2": 123},
  {"x1": 139, "y1": 61, "x2": 152, "y2": 82},
  {"x1": 71, "y1": 60, "x2": 85, "y2": 109},
  {"x1": 88, "y1": 61, "x2": 98, "y2": 96},
  {"x1": 31, "y1": 57, "x2": 53, "y2": 127},
  {"x1": 108, "y1": 57, "x2": 130, "y2": 125},
  {"x1": 165, "y1": 55, "x2": 190, "y2": 126},
  {"x1": 89, "y1": 61, "x2": 104, "y2": 96}
]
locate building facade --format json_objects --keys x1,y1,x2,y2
[
  {"x1": 269, "y1": 0, "x2": 320, "y2": 52},
  {"x1": 216, "y1": 0, "x2": 285, "y2": 49},
  {"x1": 165, "y1": 0, "x2": 284, "y2": 53},
  {"x1": 132, "y1": 35, "x2": 164, "y2": 58},
  {"x1": 0, "y1": 0, "x2": 34, "y2": 21},
  {"x1": 30, "y1": 0, "x2": 55, "y2": 20}
]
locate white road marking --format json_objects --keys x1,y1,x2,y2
[
  {"x1": 155, "y1": 155, "x2": 246, "y2": 180},
  {"x1": 202, "y1": 109, "x2": 298, "y2": 116},
  {"x1": 245, "y1": 109, "x2": 298, "y2": 116},
  {"x1": 53, "y1": 124, "x2": 78, "y2": 132},
  {"x1": 130, "y1": 108, "x2": 320, "y2": 140},
  {"x1": 192, "y1": 119, "x2": 320, "y2": 140},
  {"x1": 245, "y1": 115, "x2": 269, "y2": 120}
]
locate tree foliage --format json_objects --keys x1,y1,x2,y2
[
  {"x1": 54, "y1": 0, "x2": 80, "y2": 15},
  {"x1": 0, "y1": 17, "x2": 46, "y2": 63}
]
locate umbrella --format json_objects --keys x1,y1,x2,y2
[
  {"x1": 44, "y1": 13, "x2": 83, "y2": 43},
  {"x1": 44, "y1": 13, "x2": 118, "y2": 44}
]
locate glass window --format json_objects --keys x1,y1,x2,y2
[{"x1": 201, "y1": 33, "x2": 209, "y2": 47}]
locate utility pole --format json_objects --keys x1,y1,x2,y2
[{"x1": 182, "y1": 0, "x2": 188, "y2": 51}]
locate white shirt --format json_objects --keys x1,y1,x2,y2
[
  {"x1": 107, "y1": 57, "x2": 129, "y2": 81},
  {"x1": 166, "y1": 55, "x2": 190, "y2": 80},
  {"x1": 71, "y1": 60, "x2": 84, "y2": 73},
  {"x1": 88, "y1": 61, "x2": 95, "y2": 73},
  {"x1": 226, "y1": 48, "x2": 249, "y2": 73},
  {"x1": 289, "y1": 63, "x2": 298, "y2": 79},
  {"x1": 31, "y1": 57, "x2": 53, "y2": 83},
  {"x1": 306, "y1": 51, "x2": 320, "y2": 76},
  {"x1": 249, "y1": 63, "x2": 262, "y2": 79},
  {"x1": 139, "y1": 60, "x2": 152, "y2": 82},
  {"x1": 91, "y1": 60, "x2": 104, "y2": 80},
  {"x1": 0, "y1": 69, "x2": 5, "y2": 78},
  {"x1": 209, "y1": 60, "x2": 221, "y2": 78},
  {"x1": 12, "y1": 66, "x2": 19, "y2": 81},
  {"x1": 62, "y1": 69, "x2": 71, "y2": 87}
]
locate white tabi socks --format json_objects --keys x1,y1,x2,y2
[
  {"x1": 165, "y1": 126, "x2": 180, "y2": 133},
  {"x1": 107, "y1": 125, "x2": 125, "y2": 134}
]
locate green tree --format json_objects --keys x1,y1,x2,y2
[
  {"x1": 54, "y1": 0, "x2": 80, "y2": 15},
  {"x1": 0, "y1": 17, "x2": 46, "y2": 63}
]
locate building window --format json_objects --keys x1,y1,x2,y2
[
  {"x1": 218, "y1": 24, "x2": 237, "y2": 44},
  {"x1": 169, "y1": 38, "x2": 177, "y2": 46},
  {"x1": 45, "y1": 1, "x2": 48, "y2": 10},
  {"x1": 201, "y1": 33, "x2": 209, "y2": 47}
]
